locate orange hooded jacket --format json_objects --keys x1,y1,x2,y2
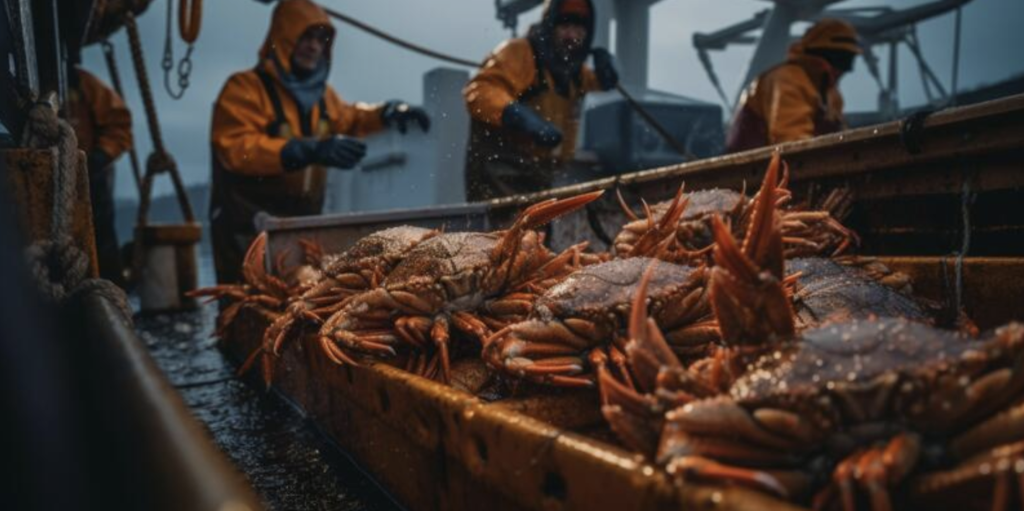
[
  {"x1": 208, "y1": 0, "x2": 385, "y2": 283},
  {"x1": 463, "y1": 0, "x2": 604, "y2": 201},
  {"x1": 725, "y1": 43, "x2": 847, "y2": 153},
  {"x1": 67, "y1": 68, "x2": 133, "y2": 161}
]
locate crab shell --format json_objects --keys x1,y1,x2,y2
[
  {"x1": 248, "y1": 226, "x2": 441, "y2": 386},
  {"x1": 787, "y1": 257, "x2": 931, "y2": 331},
  {"x1": 484, "y1": 257, "x2": 719, "y2": 387},
  {"x1": 318, "y1": 191, "x2": 605, "y2": 384},
  {"x1": 614, "y1": 189, "x2": 748, "y2": 257},
  {"x1": 658, "y1": 319, "x2": 1024, "y2": 502}
]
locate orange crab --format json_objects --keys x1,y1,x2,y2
[
  {"x1": 601, "y1": 174, "x2": 1024, "y2": 511},
  {"x1": 317, "y1": 192, "x2": 604, "y2": 384}
]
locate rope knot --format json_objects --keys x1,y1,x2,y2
[
  {"x1": 20, "y1": 98, "x2": 61, "y2": 148},
  {"x1": 146, "y1": 150, "x2": 177, "y2": 175},
  {"x1": 25, "y1": 236, "x2": 90, "y2": 303}
]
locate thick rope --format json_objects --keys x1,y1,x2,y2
[
  {"x1": 125, "y1": 10, "x2": 195, "y2": 225},
  {"x1": 101, "y1": 40, "x2": 144, "y2": 192},
  {"x1": 18, "y1": 99, "x2": 134, "y2": 322}
]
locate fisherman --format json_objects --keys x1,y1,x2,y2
[
  {"x1": 725, "y1": 18, "x2": 862, "y2": 153},
  {"x1": 65, "y1": 60, "x2": 134, "y2": 287},
  {"x1": 463, "y1": 0, "x2": 619, "y2": 202},
  {"x1": 209, "y1": 0, "x2": 430, "y2": 284}
]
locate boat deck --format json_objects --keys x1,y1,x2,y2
[{"x1": 133, "y1": 253, "x2": 399, "y2": 511}]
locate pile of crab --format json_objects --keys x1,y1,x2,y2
[{"x1": 194, "y1": 153, "x2": 1023, "y2": 511}]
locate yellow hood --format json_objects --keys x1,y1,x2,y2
[{"x1": 259, "y1": 0, "x2": 335, "y2": 74}]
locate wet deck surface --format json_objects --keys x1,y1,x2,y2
[{"x1": 133, "y1": 253, "x2": 401, "y2": 511}]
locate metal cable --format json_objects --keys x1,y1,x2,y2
[
  {"x1": 320, "y1": 3, "x2": 692, "y2": 159},
  {"x1": 950, "y1": 6, "x2": 962, "y2": 106},
  {"x1": 322, "y1": 5, "x2": 481, "y2": 68},
  {"x1": 162, "y1": 0, "x2": 201, "y2": 100}
]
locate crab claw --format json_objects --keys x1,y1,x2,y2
[
  {"x1": 598, "y1": 263, "x2": 674, "y2": 455},
  {"x1": 492, "y1": 191, "x2": 604, "y2": 262},
  {"x1": 710, "y1": 153, "x2": 795, "y2": 347},
  {"x1": 624, "y1": 184, "x2": 690, "y2": 258},
  {"x1": 623, "y1": 261, "x2": 684, "y2": 393}
]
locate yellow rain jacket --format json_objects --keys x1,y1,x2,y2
[
  {"x1": 725, "y1": 19, "x2": 860, "y2": 153},
  {"x1": 67, "y1": 68, "x2": 133, "y2": 160},
  {"x1": 209, "y1": 0, "x2": 385, "y2": 283},
  {"x1": 464, "y1": 0, "x2": 604, "y2": 201}
]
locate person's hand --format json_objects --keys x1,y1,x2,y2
[
  {"x1": 591, "y1": 48, "x2": 619, "y2": 90},
  {"x1": 280, "y1": 136, "x2": 367, "y2": 171},
  {"x1": 280, "y1": 139, "x2": 317, "y2": 170},
  {"x1": 315, "y1": 136, "x2": 367, "y2": 169},
  {"x1": 502, "y1": 102, "x2": 563, "y2": 148},
  {"x1": 381, "y1": 100, "x2": 431, "y2": 134}
]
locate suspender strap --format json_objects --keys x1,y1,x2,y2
[
  {"x1": 254, "y1": 67, "x2": 332, "y2": 137},
  {"x1": 255, "y1": 67, "x2": 287, "y2": 136}
]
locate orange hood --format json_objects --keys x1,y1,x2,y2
[{"x1": 259, "y1": 0, "x2": 335, "y2": 74}]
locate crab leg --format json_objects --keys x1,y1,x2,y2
[
  {"x1": 431, "y1": 315, "x2": 452, "y2": 384},
  {"x1": 666, "y1": 456, "x2": 789, "y2": 498}
]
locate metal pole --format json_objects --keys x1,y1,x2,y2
[{"x1": 950, "y1": 6, "x2": 963, "y2": 106}]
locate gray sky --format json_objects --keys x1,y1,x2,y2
[{"x1": 81, "y1": 0, "x2": 1024, "y2": 202}]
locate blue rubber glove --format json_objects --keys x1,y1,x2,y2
[
  {"x1": 501, "y1": 102, "x2": 563, "y2": 148},
  {"x1": 281, "y1": 136, "x2": 367, "y2": 171},
  {"x1": 381, "y1": 100, "x2": 431, "y2": 134}
]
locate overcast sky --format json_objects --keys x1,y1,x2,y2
[{"x1": 80, "y1": 0, "x2": 1024, "y2": 202}]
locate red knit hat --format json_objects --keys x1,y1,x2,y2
[{"x1": 559, "y1": 0, "x2": 591, "y2": 19}]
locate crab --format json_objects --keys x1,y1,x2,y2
[
  {"x1": 600, "y1": 172, "x2": 1024, "y2": 510},
  {"x1": 251, "y1": 226, "x2": 441, "y2": 386},
  {"x1": 482, "y1": 256, "x2": 718, "y2": 388},
  {"x1": 188, "y1": 232, "x2": 313, "y2": 340},
  {"x1": 316, "y1": 191, "x2": 604, "y2": 384},
  {"x1": 613, "y1": 153, "x2": 857, "y2": 262}
]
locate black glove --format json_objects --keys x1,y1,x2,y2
[
  {"x1": 87, "y1": 149, "x2": 113, "y2": 174},
  {"x1": 280, "y1": 138, "x2": 318, "y2": 170},
  {"x1": 502, "y1": 102, "x2": 563, "y2": 148},
  {"x1": 315, "y1": 136, "x2": 367, "y2": 169},
  {"x1": 281, "y1": 136, "x2": 367, "y2": 171},
  {"x1": 381, "y1": 100, "x2": 431, "y2": 134},
  {"x1": 591, "y1": 48, "x2": 619, "y2": 90}
]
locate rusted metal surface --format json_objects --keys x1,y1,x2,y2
[{"x1": 2, "y1": 148, "x2": 99, "y2": 276}]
